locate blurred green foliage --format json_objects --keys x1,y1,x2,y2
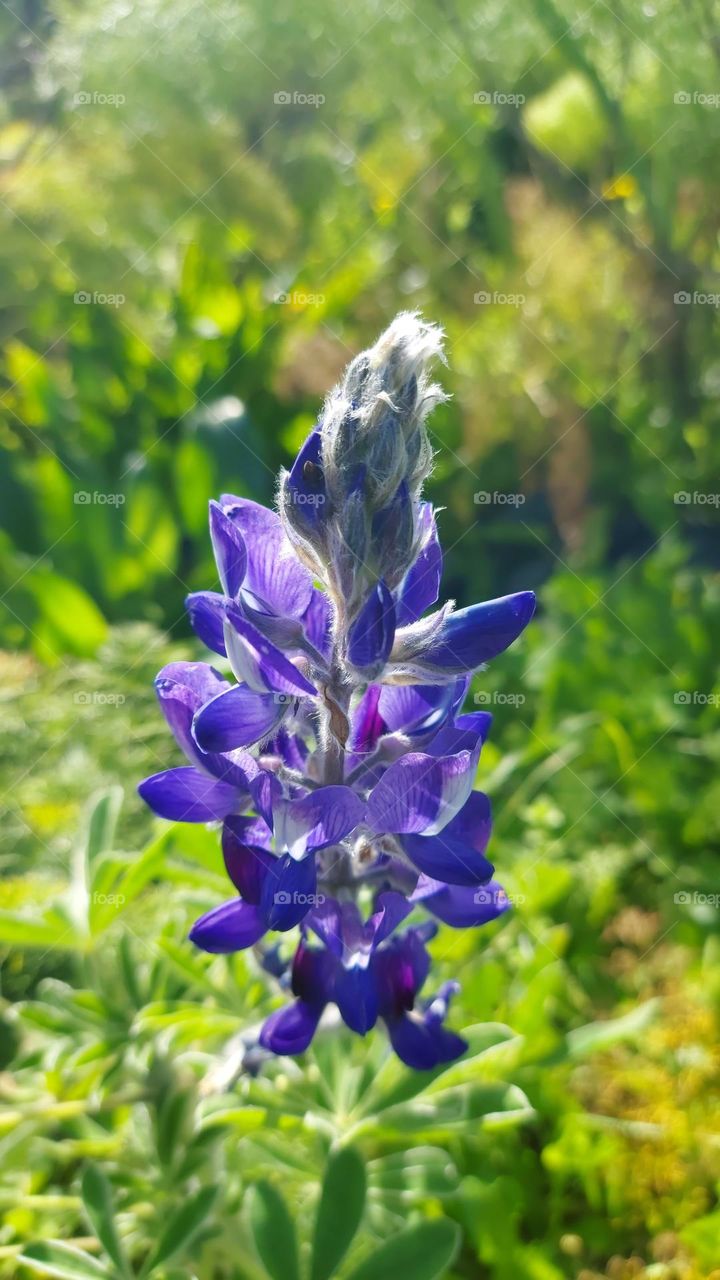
[{"x1": 1, "y1": 0, "x2": 720, "y2": 1277}]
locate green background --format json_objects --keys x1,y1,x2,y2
[{"x1": 1, "y1": 1, "x2": 719, "y2": 1277}]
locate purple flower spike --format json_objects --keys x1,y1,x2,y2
[{"x1": 142, "y1": 313, "x2": 535, "y2": 1069}]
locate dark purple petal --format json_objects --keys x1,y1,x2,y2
[
  {"x1": 386, "y1": 1012, "x2": 466, "y2": 1070},
  {"x1": 375, "y1": 929, "x2": 432, "y2": 1017},
  {"x1": 224, "y1": 606, "x2": 317, "y2": 696},
  {"x1": 335, "y1": 964, "x2": 378, "y2": 1035},
  {"x1": 185, "y1": 591, "x2": 229, "y2": 656},
  {"x1": 302, "y1": 588, "x2": 332, "y2": 655},
  {"x1": 347, "y1": 685, "x2": 384, "y2": 768},
  {"x1": 260, "y1": 852, "x2": 318, "y2": 930},
  {"x1": 284, "y1": 430, "x2": 328, "y2": 532},
  {"x1": 209, "y1": 500, "x2": 247, "y2": 597},
  {"x1": 222, "y1": 818, "x2": 276, "y2": 903},
  {"x1": 396, "y1": 504, "x2": 443, "y2": 625},
  {"x1": 189, "y1": 899, "x2": 266, "y2": 953},
  {"x1": 421, "y1": 591, "x2": 536, "y2": 671},
  {"x1": 250, "y1": 771, "x2": 282, "y2": 830},
  {"x1": 193, "y1": 683, "x2": 288, "y2": 753},
  {"x1": 369, "y1": 890, "x2": 414, "y2": 945},
  {"x1": 291, "y1": 938, "x2": 336, "y2": 1005},
  {"x1": 259, "y1": 1000, "x2": 322, "y2": 1055},
  {"x1": 221, "y1": 497, "x2": 314, "y2": 617},
  {"x1": 275, "y1": 786, "x2": 365, "y2": 857},
  {"x1": 137, "y1": 767, "x2": 240, "y2": 822},
  {"x1": 347, "y1": 581, "x2": 396, "y2": 670},
  {"x1": 412, "y1": 878, "x2": 509, "y2": 926}
]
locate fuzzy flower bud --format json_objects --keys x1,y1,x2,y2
[{"x1": 279, "y1": 312, "x2": 447, "y2": 622}]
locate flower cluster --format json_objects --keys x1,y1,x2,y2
[{"x1": 139, "y1": 313, "x2": 535, "y2": 1070}]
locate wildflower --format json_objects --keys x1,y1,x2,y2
[{"x1": 139, "y1": 312, "x2": 535, "y2": 1070}]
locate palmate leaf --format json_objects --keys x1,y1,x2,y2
[
  {"x1": 368, "y1": 1147, "x2": 459, "y2": 1201},
  {"x1": 345, "y1": 1219, "x2": 460, "y2": 1280},
  {"x1": 310, "y1": 1146, "x2": 366, "y2": 1280},
  {"x1": 18, "y1": 1241, "x2": 110, "y2": 1280},
  {"x1": 248, "y1": 1181, "x2": 300, "y2": 1280},
  {"x1": 357, "y1": 1081, "x2": 535, "y2": 1142}
]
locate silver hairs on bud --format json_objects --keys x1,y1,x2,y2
[
  {"x1": 278, "y1": 313, "x2": 448, "y2": 628},
  {"x1": 322, "y1": 311, "x2": 446, "y2": 511}
]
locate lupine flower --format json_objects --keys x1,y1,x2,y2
[{"x1": 139, "y1": 312, "x2": 535, "y2": 1070}]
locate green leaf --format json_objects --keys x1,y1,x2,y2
[
  {"x1": 84, "y1": 788, "x2": 123, "y2": 871},
  {"x1": 565, "y1": 999, "x2": 660, "y2": 1060},
  {"x1": 345, "y1": 1219, "x2": 460, "y2": 1280},
  {"x1": 19, "y1": 1241, "x2": 110, "y2": 1279},
  {"x1": 139, "y1": 1186, "x2": 217, "y2": 1277},
  {"x1": 311, "y1": 1146, "x2": 366, "y2": 1280},
  {"x1": 81, "y1": 1164, "x2": 130, "y2": 1279},
  {"x1": 248, "y1": 1181, "x2": 300, "y2": 1280}
]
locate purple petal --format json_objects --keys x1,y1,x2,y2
[
  {"x1": 413, "y1": 878, "x2": 509, "y2": 927},
  {"x1": 378, "y1": 681, "x2": 465, "y2": 738},
  {"x1": 375, "y1": 929, "x2": 431, "y2": 1017},
  {"x1": 306, "y1": 898, "x2": 345, "y2": 956},
  {"x1": 335, "y1": 964, "x2": 378, "y2": 1035},
  {"x1": 347, "y1": 580, "x2": 396, "y2": 670},
  {"x1": 302, "y1": 588, "x2": 332, "y2": 655},
  {"x1": 137, "y1": 767, "x2": 240, "y2": 822},
  {"x1": 386, "y1": 1012, "x2": 467, "y2": 1070},
  {"x1": 222, "y1": 818, "x2": 276, "y2": 903},
  {"x1": 154, "y1": 662, "x2": 229, "y2": 765},
  {"x1": 347, "y1": 685, "x2": 384, "y2": 768},
  {"x1": 185, "y1": 591, "x2": 229, "y2": 656},
  {"x1": 368, "y1": 890, "x2": 414, "y2": 946},
  {"x1": 396, "y1": 504, "x2": 443, "y2": 625},
  {"x1": 260, "y1": 1000, "x2": 322, "y2": 1055},
  {"x1": 366, "y1": 743, "x2": 480, "y2": 837},
  {"x1": 221, "y1": 497, "x2": 314, "y2": 617},
  {"x1": 284, "y1": 430, "x2": 329, "y2": 533},
  {"x1": 193, "y1": 683, "x2": 289, "y2": 752},
  {"x1": 224, "y1": 607, "x2": 317, "y2": 696},
  {"x1": 275, "y1": 786, "x2": 365, "y2": 858},
  {"x1": 401, "y1": 792, "x2": 493, "y2": 886},
  {"x1": 250, "y1": 771, "x2": 283, "y2": 830},
  {"x1": 189, "y1": 899, "x2": 266, "y2": 953},
  {"x1": 209, "y1": 500, "x2": 247, "y2": 597},
  {"x1": 260, "y1": 852, "x2": 318, "y2": 930},
  {"x1": 421, "y1": 591, "x2": 536, "y2": 671}
]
